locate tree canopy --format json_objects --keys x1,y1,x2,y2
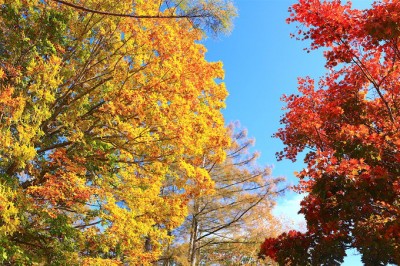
[
  {"x1": 260, "y1": 0, "x2": 400, "y2": 265},
  {"x1": 0, "y1": 0, "x2": 236, "y2": 264}
]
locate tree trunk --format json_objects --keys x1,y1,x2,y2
[{"x1": 188, "y1": 204, "x2": 199, "y2": 266}]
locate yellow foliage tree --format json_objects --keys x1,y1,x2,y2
[
  {"x1": 159, "y1": 124, "x2": 284, "y2": 266},
  {"x1": 0, "y1": 0, "x2": 235, "y2": 264}
]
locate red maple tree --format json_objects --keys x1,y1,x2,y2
[{"x1": 260, "y1": 1, "x2": 400, "y2": 265}]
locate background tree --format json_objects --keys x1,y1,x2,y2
[
  {"x1": 260, "y1": 0, "x2": 400, "y2": 265},
  {"x1": 0, "y1": 0, "x2": 235, "y2": 264},
  {"x1": 160, "y1": 124, "x2": 284, "y2": 266}
]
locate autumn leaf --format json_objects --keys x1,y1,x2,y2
[{"x1": 263, "y1": 0, "x2": 400, "y2": 265}]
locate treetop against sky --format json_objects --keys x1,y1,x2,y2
[{"x1": 2, "y1": 0, "x2": 398, "y2": 265}]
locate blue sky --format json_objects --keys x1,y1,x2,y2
[{"x1": 204, "y1": 0, "x2": 373, "y2": 265}]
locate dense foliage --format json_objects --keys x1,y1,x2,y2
[
  {"x1": 0, "y1": 0, "x2": 235, "y2": 264},
  {"x1": 260, "y1": 1, "x2": 400, "y2": 265}
]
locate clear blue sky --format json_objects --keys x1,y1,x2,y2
[{"x1": 204, "y1": 0, "x2": 373, "y2": 265}]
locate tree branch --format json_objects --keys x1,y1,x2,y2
[{"x1": 51, "y1": 0, "x2": 212, "y2": 19}]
